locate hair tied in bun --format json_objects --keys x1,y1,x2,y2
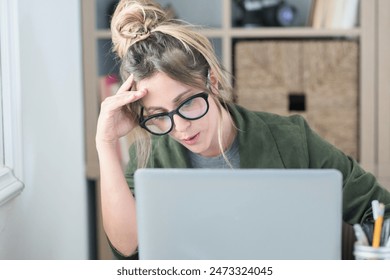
[
  {"x1": 131, "y1": 29, "x2": 152, "y2": 44},
  {"x1": 111, "y1": 0, "x2": 167, "y2": 58}
]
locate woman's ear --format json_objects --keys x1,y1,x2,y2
[{"x1": 207, "y1": 68, "x2": 219, "y2": 94}]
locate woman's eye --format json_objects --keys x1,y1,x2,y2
[
  {"x1": 154, "y1": 115, "x2": 167, "y2": 120},
  {"x1": 182, "y1": 99, "x2": 194, "y2": 108},
  {"x1": 146, "y1": 109, "x2": 164, "y2": 116}
]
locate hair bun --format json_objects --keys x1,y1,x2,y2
[{"x1": 111, "y1": 0, "x2": 168, "y2": 58}]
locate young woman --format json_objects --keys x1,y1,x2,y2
[{"x1": 96, "y1": 0, "x2": 390, "y2": 258}]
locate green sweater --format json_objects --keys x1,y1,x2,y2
[{"x1": 125, "y1": 104, "x2": 390, "y2": 224}]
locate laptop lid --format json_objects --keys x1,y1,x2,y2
[{"x1": 134, "y1": 168, "x2": 342, "y2": 260}]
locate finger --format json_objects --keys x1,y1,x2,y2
[
  {"x1": 132, "y1": 88, "x2": 148, "y2": 100},
  {"x1": 117, "y1": 74, "x2": 134, "y2": 94},
  {"x1": 123, "y1": 88, "x2": 148, "y2": 105},
  {"x1": 102, "y1": 88, "x2": 147, "y2": 110}
]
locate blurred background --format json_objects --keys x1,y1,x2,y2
[{"x1": 1, "y1": 0, "x2": 389, "y2": 260}]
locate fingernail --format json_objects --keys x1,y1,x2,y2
[
  {"x1": 138, "y1": 89, "x2": 147, "y2": 96},
  {"x1": 133, "y1": 91, "x2": 142, "y2": 97}
]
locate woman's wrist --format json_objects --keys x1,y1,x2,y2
[{"x1": 96, "y1": 138, "x2": 118, "y2": 154}]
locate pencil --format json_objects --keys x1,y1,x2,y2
[{"x1": 372, "y1": 203, "x2": 385, "y2": 248}]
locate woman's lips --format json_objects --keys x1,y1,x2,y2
[{"x1": 182, "y1": 133, "x2": 200, "y2": 145}]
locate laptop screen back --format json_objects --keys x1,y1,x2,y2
[{"x1": 134, "y1": 168, "x2": 342, "y2": 260}]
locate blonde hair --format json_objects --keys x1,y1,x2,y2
[{"x1": 111, "y1": 0, "x2": 234, "y2": 168}]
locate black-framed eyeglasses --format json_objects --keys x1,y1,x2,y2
[{"x1": 139, "y1": 92, "x2": 209, "y2": 135}]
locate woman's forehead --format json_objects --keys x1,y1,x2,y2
[{"x1": 138, "y1": 72, "x2": 201, "y2": 107}]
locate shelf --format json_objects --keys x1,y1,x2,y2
[
  {"x1": 229, "y1": 27, "x2": 361, "y2": 38},
  {"x1": 95, "y1": 29, "x2": 111, "y2": 39},
  {"x1": 95, "y1": 27, "x2": 361, "y2": 40}
]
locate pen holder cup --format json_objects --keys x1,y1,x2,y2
[{"x1": 353, "y1": 243, "x2": 390, "y2": 260}]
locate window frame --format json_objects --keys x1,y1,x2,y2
[{"x1": 0, "y1": 0, "x2": 24, "y2": 206}]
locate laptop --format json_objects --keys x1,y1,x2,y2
[{"x1": 134, "y1": 168, "x2": 342, "y2": 260}]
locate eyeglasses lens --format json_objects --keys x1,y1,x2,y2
[{"x1": 143, "y1": 94, "x2": 208, "y2": 135}]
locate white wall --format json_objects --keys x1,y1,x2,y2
[{"x1": 0, "y1": 0, "x2": 89, "y2": 259}]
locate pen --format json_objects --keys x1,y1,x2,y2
[
  {"x1": 353, "y1": 224, "x2": 369, "y2": 246},
  {"x1": 372, "y1": 200, "x2": 379, "y2": 219},
  {"x1": 372, "y1": 202, "x2": 385, "y2": 248},
  {"x1": 386, "y1": 235, "x2": 390, "y2": 247},
  {"x1": 381, "y1": 218, "x2": 390, "y2": 246}
]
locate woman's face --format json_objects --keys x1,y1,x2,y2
[{"x1": 137, "y1": 72, "x2": 222, "y2": 157}]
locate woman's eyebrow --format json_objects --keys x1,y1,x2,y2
[
  {"x1": 172, "y1": 90, "x2": 192, "y2": 104},
  {"x1": 144, "y1": 89, "x2": 193, "y2": 112},
  {"x1": 144, "y1": 106, "x2": 164, "y2": 114}
]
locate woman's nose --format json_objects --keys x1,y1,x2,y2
[{"x1": 172, "y1": 114, "x2": 190, "y2": 132}]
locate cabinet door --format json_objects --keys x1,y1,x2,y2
[{"x1": 235, "y1": 39, "x2": 359, "y2": 160}]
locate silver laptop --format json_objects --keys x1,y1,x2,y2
[{"x1": 134, "y1": 168, "x2": 342, "y2": 260}]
